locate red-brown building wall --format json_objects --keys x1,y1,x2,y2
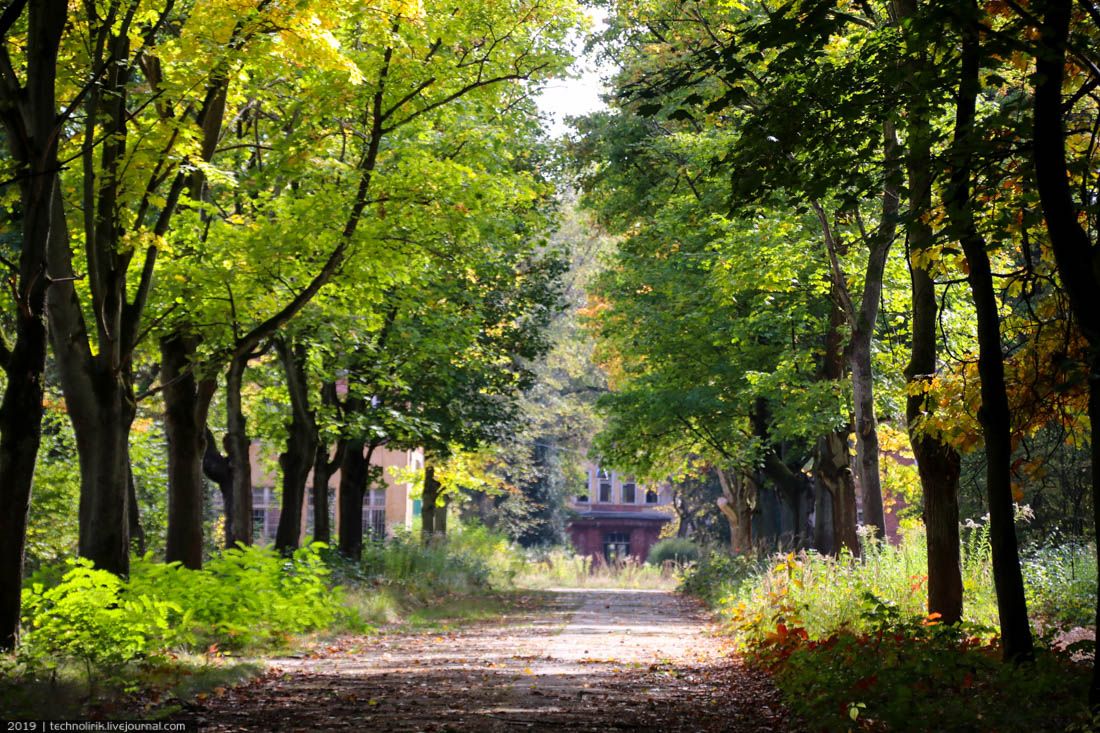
[{"x1": 568, "y1": 517, "x2": 668, "y2": 563}]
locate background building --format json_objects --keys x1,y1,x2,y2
[
  {"x1": 249, "y1": 443, "x2": 423, "y2": 544},
  {"x1": 566, "y1": 464, "x2": 672, "y2": 562}
]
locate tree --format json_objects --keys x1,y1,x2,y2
[
  {"x1": 1031, "y1": 0, "x2": 1100, "y2": 701},
  {"x1": 0, "y1": 0, "x2": 68, "y2": 649},
  {"x1": 608, "y1": 0, "x2": 904, "y2": 539},
  {"x1": 574, "y1": 109, "x2": 843, "y2": 550},
  {"x1": 160, "y1": 0, "x2": 579, "y2": 558},
  {"x1": 41, "y1": 0, "x2": 286, "y2": 574},
  {"x1": 944, "y1": 0, "x2": 1032, "y2": 660},
  {"x1": 891, "y1": 0, "x2": 965, "y2": 626}
]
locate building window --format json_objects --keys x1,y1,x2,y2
[
  {"x1": 603, "y1": 532, "x2": 631, "y2": 562},
  {"x1": 596, "y1": 467, "x2": 612, "y2": 502},
  {"x1": 364, "y1": 488, "x2": 386, "y2": 539},
  {"x1": 368, "y1": 509, "x2": 385, "y2": 538},
  {"x1": 252, "y1": 509, "x2": 266, "y2": 538},
  {"x1": 622, "y1": 481, "x2": 636, "y2": 504},
  {"x1": 576, "y1": 493, "x2": 589, "y2": 502},
  {"x1": 646, "y1": 489, "x2": 659, "y2": 504},
  {"x1": 252, "y1": 487, "x2": 271, "y2": 541}
]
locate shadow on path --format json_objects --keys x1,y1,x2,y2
[{"x1": 183, "y1": 589, "x2": 794, "y2": 732}]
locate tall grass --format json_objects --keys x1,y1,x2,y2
[
  {"x1": 352, "y1": 524, "x2": 522, "y2": 593},
  {"x1": 690, "y1": 524, "x2": 1098, "y2": 732},
  {"x1": 514, "y1": 549, "x2": 680, "y2": 590},
  {"x1": 688, "y1": 523, "x2": 1096, "y2": 641},
  {"x1": 1023, "y1": 540, "x2": 1097, "y2": 628},
  {"x1": 332, "y1": 524, "x2": 525, "y2": 626}
]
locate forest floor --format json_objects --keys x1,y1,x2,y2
[{"x1": 179, "y1": 588, "x2": 796, "y2": 732}]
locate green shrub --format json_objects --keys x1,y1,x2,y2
[
  {"x1": 20, "y1": 559, "x2": 182, "y2": 680},
  {"x1": 445, "y1": 523, "x2": 524, "y2": 587},
  {"x1": 646, "y1": 537, "x2": 701, "y2": 565},
  {"x1": 1023, "y1": 541, "x2": 1097, "y2": 628},
  {"x1": 19, "y1": 542, "x2": 343, "y2": 670},
  {"x1": 127, "y1": 542, "x2": 342, "y2": 649},
  {"x1": 752, "y1": 593, "x2": 1089, "y2": 732},
  {"x1": 678, "y1": 549, "x2": 766, "y2": 604}
]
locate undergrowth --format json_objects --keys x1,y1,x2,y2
[
  {"x1": 332, "y1": 525, "x2": 522, "y2": 626},
  {"x1": 682, "y1": 524, "x2": 1097, "y2": 731},
  {"x1": 1, "y1": 525, "x2": 521, "y2": 717},
  {"x1": 754, "y1": 592, "x2": 1090, "y2": 731},
  {"x1": 513, "y1": 548, "x2": 680, "y2": 589}
]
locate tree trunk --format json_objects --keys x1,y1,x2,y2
[
  {"x1": 762, "y1": 451, "x2": 810, "y2": 548},
  {"x1": 201, "y1": 427, "x2": 234, "y2": 549},
  {"x1": 310, "y1": 382, "x2": 342, "y2": 545},
  {"x1": 716, "y1": 467, "x2": 754, "y2": 554},
  {"x1": 41, "y1": 23, "x2": 147, "y2": 577},
  {"x1": 312, "y1": 442, "x2": 335, "y2": 545},
  {"x1": 817, "y1": 289, "x2": 859, "y2": 554},
  {"x1": 163, "y1": 333, "x2": 216, "y2": 568},
  {"x1": 1033, "y1": 0, "x2": 1100, "y2": 698},
  {"x1": 422, "y1": 463, "x2": 439, "y2": 544},
  {"x1": 66, "y1": 374, "x2": 134, "y2": 574},
  {"x1": 892, "y1": 0, "x2": 964, "y2": 626},
  {"x1": 274, "y1": 339, "x2": 318, "y2": 553},
  {"x1": 49, "y1": 199, "x2": 137, "y2": 571},
  {"x1": 337, "y1": 439, "x2": 368, "y2": 558},
  {"x1": 433, "y1": 493, "x2": 449, "y2": 536},
  {"x1": 848, "y1": 120, "x2": 899, "y2": 540},
  {"x1": 812, "y1": 473, "x2": 835, "y2": 555},
  {"x1": 0, "y1": 0, "x2": 67, "y2": 649},
  {"x1": 0, "y1": 312, "x2": 49, "y2": 649},
  {"x1": 224, "y1": 355, "x2": 253, "y2": 547},
  {"x1": 947, "y1": 4, "x2": 1032, "y2": 661},
  {"x1": 52, "y1": 26, "x2": 140, "y2": 576},
  {"x1": 814, "y1": 431, "x2": 858, "y2": 554},
  {"x1": 850, "y1": 332, "x2": 885, "y2": 537},
  {"x1": 128, "y1": 465, "x2": 145, "y2": 556}
]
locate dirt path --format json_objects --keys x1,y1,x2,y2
[{"x1": 184, "y1": 589, "x2": 793, "y2": 732}]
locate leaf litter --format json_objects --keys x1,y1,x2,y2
[{"x1": 177, "y1": 589, "x2": 797, "y2": 731}]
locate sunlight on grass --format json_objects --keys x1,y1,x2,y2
[
  {"x1": 514, "y1": 549, "x2": 681, "y2": 590},
  {"x1": 691, "y1": 524, "x2": 1097, "y2": 640},
  {"x1": 680, "y1": 526, "x2": 1098, "y2": 732}
]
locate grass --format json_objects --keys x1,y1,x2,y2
[
  {"x1": 337, "y1": 584, "x2": 532, "y2": 632},
  {"x1": 681, "y1": 523, "x2": 1098, "y2": 732},
  {"x1": 692, "y1": 524, "x2": 1097, "y2": 639},
  {"x1": 513, "y1": 549, "x2": 681, "y2": 590},
  {"x1": 0, "y1": 652, "x2": 261, "y2": 720}
]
